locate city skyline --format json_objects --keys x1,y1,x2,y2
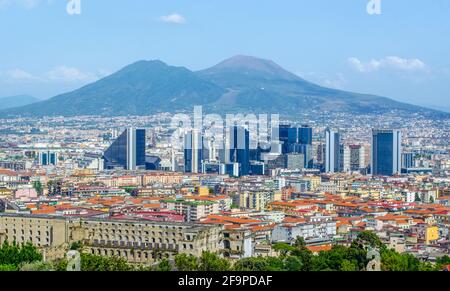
[{"x1": 0, "y1": 0, "x2": 450, "y2": 111}]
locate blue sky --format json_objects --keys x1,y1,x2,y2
[{"x1": 1, "y1": 0, "x2": 449, "y2": 111}]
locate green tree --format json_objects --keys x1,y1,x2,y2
[
  {"x1": 156, "y1": 259, "x2": 172, "y2": 271},
  {"x1": 80, "y1": 253, "x2": 135, "y2": 271},
  {"x1": 233, "y1": 256, "x2": 285, "y2": 271},
  {"x1": 198, "y1": 252, "x2": 230, "y2": 271},
  {"x1": 32, "y1": 181, "x2": 43, "y2": 195},
  {"x1": 0, "y1": 241, "x2": 42, "y2": 268},
  {"x1": 0, "y1": 264, "x2": 17, "y2": 271},
  {"x1": 352, "y1": 231, "x2": 384, "y2": 250},
  {"x1": 70, "y1": 241, "x2": 83, "y2": 251},
  {"x1": 381, "y1": 249, "x2": 420, "y2": 271},
  {"x1": 340, "y1": 259, "x2": 358, "y2": 271},
  {"x1": 415, "y1": 193, "x2": 422, "y2": 202},
  {"x1": 174, "y1": 254, "x2": 199, "y2": 271},
  {"x1": 21, "y1": 261, "x2": 55, "y2": 271},
  {"x1": 284, "y1": 256, "x2": 302, "y2": 271}
]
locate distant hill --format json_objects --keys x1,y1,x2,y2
[
  {"x1": 2, "y1": 56, "x2": 448, "y2": 118},
  {"x1": 0, "y1": 95, "x2": 40, "y2": 110}
]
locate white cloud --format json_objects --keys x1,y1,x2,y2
[
  {"x1": 160, "y1": 13, "x2": 186, "y2": 24},
  {"x1": 348, "y1": 56, "x2": 426, "y2": 73},
  {"x1": 296, "y1": 71, "x2": 346, "y2": 89},
  {"x1": 0, "y1": 0, "x2": 42, "y2": 9},
  {"x1": 4, "y1": 69, "x2": 37, "y2": 80},
  {"x1": 45, "y1": 66, "x2": 96, "y2": 82},
  {"x1": 0, "y1": 66, "x2": 111, "y2": 84}
]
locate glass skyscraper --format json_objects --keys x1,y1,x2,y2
[
  {"x1": 371, "y1": 129, "x2": 402, "y2": 176},
  {"x1": 298, "y1": 125, "x2": 313, "y2": 146},
  {"x1": 184, "y1": 130, "x2": 203, "y2": 173},
  {"x1": 325, "y1": 128, "x2": 340, "y2": 173},
  {"x1": 103, "y1": 128, "x2": 146, "y2": 170},
  {"x1": 226, "y1": 126, "x2": 250, "y2": 176}
]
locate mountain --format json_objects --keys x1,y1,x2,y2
[
  {"x1": 0, "y1": 95, "x2": 40, "y2": 110},
  {"x1": 2, "y1": 61, "x2": 225, "y2": 116},
  {"x1": 197, "y1": 55, "x2": 440, "y2": 116},
  {"x1": 2, "y1": 56, "x2": 448, "y2": 118}
]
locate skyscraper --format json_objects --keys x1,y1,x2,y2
[
  {"x1": 38, "y1": 151, "x2": 58, "y2": 166},
  {"x1": 371, "y1": 129, "x2": 402, "y2": 176},
  {"x1": 226, "y1": 126, "x2": 250, "y2": 176},
  {"x1": 279, "y1": 124, "x2": 297, "y2": 154},
  {"x1": 184, "y1": 130, "x2": 203, "y2": 173},
  {"x1": 103, "y1": 128, "x2": 146, "y2": 170},
  {"x1": 298, "y1": 125, "x2": 313, "y2": 146},
  {"x1": 325, "y1": 128, "x2": 340, "y2": 173}
]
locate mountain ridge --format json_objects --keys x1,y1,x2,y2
[
  {"x1": 0, "y1": 95, "x2": 40, "y2": 110},
  {"x1": 1, "y1": 56, "x2": 448, "y2": 119}
]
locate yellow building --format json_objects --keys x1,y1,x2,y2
[{"x1": 425, "y1": 226, "x2": 439, "y2": 244}]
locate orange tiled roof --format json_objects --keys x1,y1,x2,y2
[{"x1": 307, "y1": 245, "x2": 332, "y2": 253}]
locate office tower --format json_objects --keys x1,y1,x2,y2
[
  {"x1": 340, "y1": 145, "x2": 351, "y2": 173},
  {"x1": 38, "y1": 151, "x2": 58, "y2": 166},
  {"x1": 401, "y1": 152, "x2": 415, "y2": 169},
  {"x1": 371, "y1": 129, "x2": 402, "y2": 176},
  {"x1": 339, "y1": 144, "x2": 365, "y2": 173},
  {"x1": 279, "y1": 124, "x2": 297, "y2": 154},
  {"x1": 298, "y1": 125, "x2": 313, "y2": 146},
  {"x1": 349, "y1": 145, "x2": 366, "y2": 172},
  {"x1": 316, "y1": 143, "x2": 325, "y2": 164},
  {"x1": 184, "y1": 130, "x2": 203, "y2": 174},
  {"x1": 103, "y1": 128, "x2": 146, "y2": 170},
  {"x1": 226, "y1": 126, "x2": 250, "y2": 176},
  {"x1": 250, "y1": 162, "x2": 265, "y2": 175},
  {"x1": 325, "y1": 128, "x2": 340, "y2": 173},
  {"x1": 287, "y1": 153, "x2": 305, "y2": 170}
]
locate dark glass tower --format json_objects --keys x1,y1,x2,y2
[
  {"x1": 184, "y1": 130, "x2": 203, "y2": 173},
  {"x1": 226, "y1": 126, "x2": 250, "y2": 176},
  {"x1": 371, "y1": 129, "x2": 402, "y2": 176},
  {"x1": 298, "y1": 125, "x2": 313, "y2": 146},
  {"x1": 103, "y1": 128, "x2": 146, "y2": 170}
]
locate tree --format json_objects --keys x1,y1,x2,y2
[
  {"x1": 156, "y1": 259, "x2": 172, "y2": 271},
  {"x1": 415, "y1": 193, "x2": 422, "y2": 202},
  {"x1": 80, "y1": 253, "x2": 135, "y2": 271},
  {"x1": 284, "y1": 256, "x2": 302, "y2": 271},
  {"x1": 21, "y1": 261, "x2": 55, "y2": 271},
  {"x1": 0, "y1": 241, "x2": 42, "y2": 268},
  {"x1": 352, "y1": 231, "x2": 384, "y2": 250},
  {"x1": 272, "y1": 243, "x2": 295, "y2": 257},
  {"x1": 32, "y1": 181, "x2": 43, "y2": 195},
  {"x1": 174, "y1": 254, "x2": 198, "y2": 271},
  {"x1": 233, "y1": 257, "x2": 285, "y2": 271},
  {"x1": 198, "y1": 252, "x2": 230, "y2": 271},
  {"x1": 0, "y1": 264, "x2": 17, "y2": 271},
  {"x1": 70, "y1": 241, "x2": 83, "y2": 251},
  {"x1": 381, "y1": 249, "x2": 421, "y2": 271},
  {"x1": 340, "y1": 259, "x2": 358, "y2": 271}
]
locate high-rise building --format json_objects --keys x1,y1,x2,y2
[
  {"x1": 340, "y1": 144, "x2": 366, "y2": 173},
  {"x1": 38, "y1": 151, "x2": 58, "y2": 166},
  {"x1": 225, "y1": 126, "x2": 250, "y2": 176},
  {"x1": 325, "y1": 128, "x2": 340, "y2": 173},
  {"x1": 287, "y1": 153, "x2": 305, "y2": 170},
  {"x1": 401, "y1": 152, "x2": 415, "y2": 169},
  {"x1": 184, "y1": 130, "x2": 203, "y2": 173},
  {"x1": 279, "y1": 124, "x2": 297, "y2": 154},
  {"x1": 371, "y1": 129, "x2": 402, "y2": 176},
  {"x1": 103, "y1": 128, "x2": 146, "y2": 170},
  {"x1": 298, "y1": 125, "x2": 313, "y2": 146}
]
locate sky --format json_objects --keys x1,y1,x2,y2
[{"x1": 0, "y1": 0, "x2": 449, "y2": 112}]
